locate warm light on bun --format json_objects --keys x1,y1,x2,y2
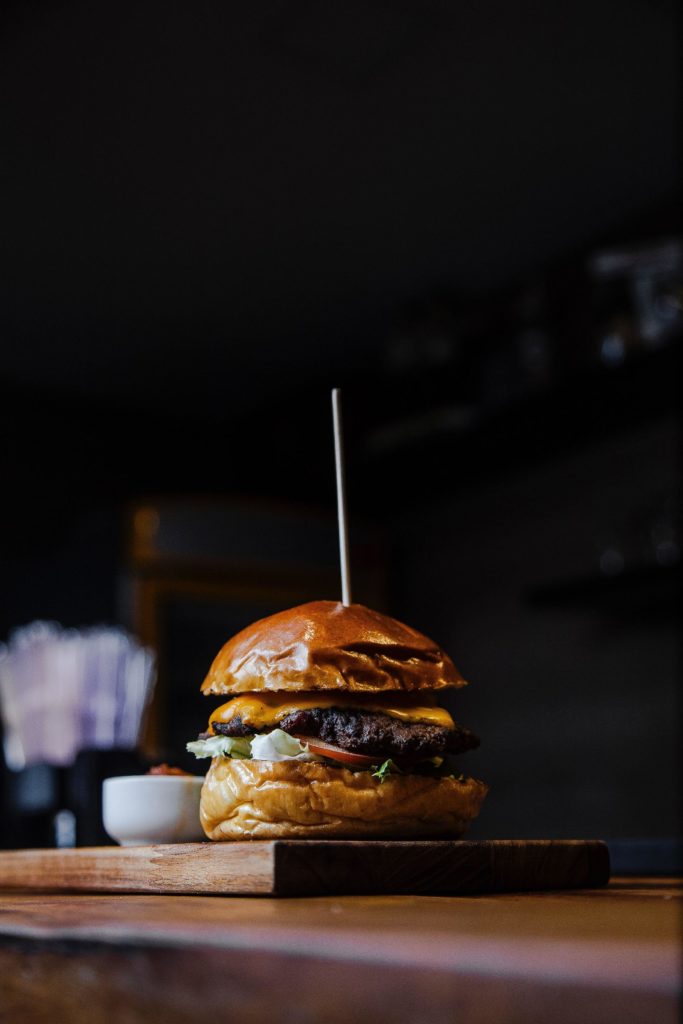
[
  {"x1": 200, "y1": 757, "x2": 488, "y2": 840},
  {"x1": 201, "y1": 600, "x2": 466, "y2": 696}
]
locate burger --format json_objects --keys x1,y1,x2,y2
[{"x1": 187, "y1": 600, "x2": 488, "y2": 839}]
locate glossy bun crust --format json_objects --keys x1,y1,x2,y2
[
  {"x1": 200, "y1": 758, "x2": 488, "y2": 840},
  {"x1": 201, "y1": 601, "x2": 465, "y2": 695}
]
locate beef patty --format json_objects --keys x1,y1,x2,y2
[{"x1": 211, "y1": 707, "x2": 480, "y2": 761}]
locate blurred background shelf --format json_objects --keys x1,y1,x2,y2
[
  {"x1": 359, "y1": 345, "x2": 680, "y2": 495},
  {"x1": 526, "y1": 563, "x2": 680, "y2": 614}
]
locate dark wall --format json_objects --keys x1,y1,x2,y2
[
  {"x1": 0, "y1": 0, "x2": 679, "y2": 852},
  {"x1": 0, "y1": 0, "x2": 678, "y2": 412},
  {"x1": 392, "y1": 415, "x2": 679, "y2": 840}
]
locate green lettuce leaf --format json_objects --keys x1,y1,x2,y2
[
  {"x1": 250, "y1": 729, "x2": 312, "y2": 761},
  {"x1": 186, "y1": 729, "x2": 316, "y2": 762},
  {"x1": 371, "y1": 758, "x2": 399, "y2": 783},
  {"x1": 186, "y1": 734, "x2": 251, "y2": 760}
]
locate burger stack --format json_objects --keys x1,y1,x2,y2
[{"x1": 188, "y1": 601, "x2": 488, "y2": 839}]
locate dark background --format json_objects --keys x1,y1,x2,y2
[{"x1": 0, "y1": 1, "x2": 680, "y2": 853}]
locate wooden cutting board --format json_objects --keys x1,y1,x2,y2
[{"x1": 0, "y1": 839, "x2": 609, "y2": 896}]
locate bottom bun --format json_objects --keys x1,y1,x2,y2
[{"x1": 200, "y1": 757, "x2": 488, "y2": 840}]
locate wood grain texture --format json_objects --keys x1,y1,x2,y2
[
  {"x1": 0, "y1": 881, "x2": 680, "y2": 1024},
  {"x1": 273, "y1": 839, "x2": 609, "y2": 895},
  {"x1": 0, "y1": 941, "x2": 676, "y2": 1024},
  {"x1": 0, "y1": 839, "x2": 609, "y2": 896},
  {"x1": 0, "y1": 842, "x2": 274, "y2": 895}
]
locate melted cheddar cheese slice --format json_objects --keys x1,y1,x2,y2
[{"x1": 208, "y1": 693, "x2": 455, "y2": 733}]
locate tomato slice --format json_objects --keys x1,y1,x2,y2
[{"x1": 294, "y1": 736, "x2": 377, "y2": 768}]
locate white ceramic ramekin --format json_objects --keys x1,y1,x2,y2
[{"x1": 102, "y1": 775, "x2": 205, "y2": 845}]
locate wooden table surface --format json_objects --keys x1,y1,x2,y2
[{"x1": 0, "y1": 878, "x2": 680, "y2": 1024}]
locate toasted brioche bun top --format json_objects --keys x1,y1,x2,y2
[{"x1": 201, "y1": 600, "x2": 466, "y2": 695}]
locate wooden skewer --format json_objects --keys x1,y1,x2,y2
[{"x1": 332, "y1": 388, "x2": 352, "y2": 606}]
